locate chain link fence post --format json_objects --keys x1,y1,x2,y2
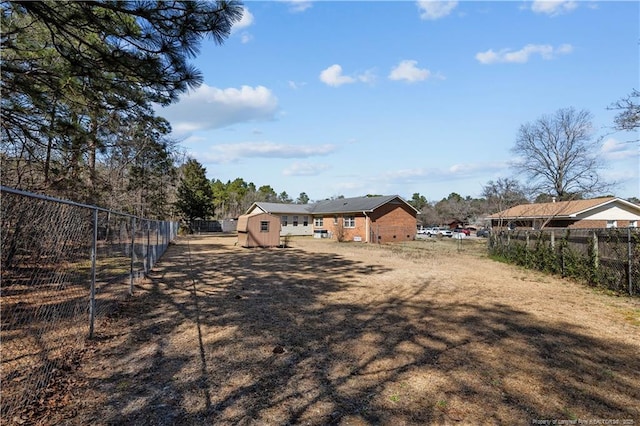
[
  {"x1": 130, "y1": 216, "x2": 136, "y2": 296},
  {"x1": 145, "y1": 219, "x2": 150, "y2": 276},
  {"x1": 0, "y1": 185, "x2": 179, "y2": 421},
  {"x1": 89, "y1": 208, "x2": 98, "y2": 338}
]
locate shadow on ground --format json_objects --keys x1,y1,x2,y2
[{"x1": 60, "y1": 235, "x2": 639, "y2": 425}]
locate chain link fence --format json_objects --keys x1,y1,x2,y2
[
  {"x1": 1, "y1": 186, "x2": 179, "y2": 423},
  {"x1": 489, "y1": 228, "x2": 639, "y2": 295}
]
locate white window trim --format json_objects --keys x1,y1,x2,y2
[{"x1": 344, "y1": 215, "x2": 355, "y2": 228}]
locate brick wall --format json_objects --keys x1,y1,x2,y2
[
  {"x1": 321, "y1": 213, "x2": 367, "y2": 242},
  {"x1": 369, "y1": 203, "x2": 417, "y2": 243},
  {"x1": 314, "y1": 201, "x2": 417, "y2": 243}
]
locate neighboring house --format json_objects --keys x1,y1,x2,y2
[
  {"x1": 237, "y1": 212, "x2": 281, "y2": 248},
  {"x1": 245, "y1": 195, "x2": 419, "y2": 243},
  {"x1": 488, "y1": 197, "x2": 640, "y2": 230},
  {"x1": 246, "y1": 202, "x2": 314, "y2": 236}
]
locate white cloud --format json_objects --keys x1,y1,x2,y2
[
  {"x1": 531, "y1": 0, "x2": 578, "y2": 16},
  {"x1": 375, "y1": 161, "x2": 508, "y2": 184},
  {"x1": 231, "y1": 8, "x2": 254, "y2": 43},
  {"x1": 281, "y1": 0, "x2": 313, "y2": 13},
  {"x1": 320, "y1": 64, "x2": 375, "y2": 87},
  {"x1": 288, "y1": 80, "x2": 307, "y2": 90},
  {"x1": 475, "y1": 43, "x2": 573, "y2": 64},
  {"x1": 388, "y1": 60, "x2": 432, "y2": 83},
  {"x1": 283, "y1": 162, "x2": 331, "y2": 176},
  {"x1": 157, "y1": 84, "x2": 279, "y2": 135},
  {"x1": 198, "y1": 142, "x2": 337, "y2": 164},
  {"x1": 320, "y1": 65, "x2": 355, "y2": 87},
  {"x1": 416, "y1": 1, "x2": 458, "y2": 20},
  {"x1": 357, "y1": 69, "x2": 377, "y2": 84},
  {"x1": 232, "y1": 7, "x2": 254, "y2": 33},
  {"x1": 600, "y1": 138, "x2": 639, "y2": 161}
]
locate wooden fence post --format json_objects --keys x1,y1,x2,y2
[
  {"x1": 628, "y1": 227, "x2": 633, "y2": 296},
  {"x1": 592, "y1": 230, "x2": 599, "y2": 271}
]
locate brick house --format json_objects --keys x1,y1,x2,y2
[
  {"x1": 488, "y1": 197, "x2": 640, "y2": 230},
  {"x1": 245, "y1": 195, "x2": 419, "y2": 243}
]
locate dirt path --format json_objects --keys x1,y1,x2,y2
[{"x1": 47, "y1": 235, "x2": 639, "y2": 425}]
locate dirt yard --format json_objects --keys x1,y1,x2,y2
[{"x1": 39, "y1": 234, "x2": 639, "y2": 425}]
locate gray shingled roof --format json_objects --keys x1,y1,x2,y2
[
  {"x1": 310, "y1": 195, "x2": 403, "y2": 214},
  {"x1": 251, "y1": 195, "x2": 417, "y2": 215},
  {"x1": 252, "y1": 202, "x2": 313, "y2": 214}
]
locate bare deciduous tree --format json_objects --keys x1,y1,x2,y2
[
  {"x1": 609, "y1": 89, "x2": 639, "y2": 139},
  {"x1": 482, "y1": 178, "x2": 528, "y2": 213},
  {"x1": 511, "y1": 107, "x2": 611, "y2": 200}
]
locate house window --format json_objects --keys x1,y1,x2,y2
[
  {"x1": 260, "y1": 221, "x2": 269, "y2": 232},
  {"x1": 333, "y1": 215, "x2": 338, "y2": 225},
  {"x1": 344, "y1": 216, "x2": 355, "y2": 228},
  {"x1": 314, "y1": 217, "x2": 323, "y2": 227},
  {"x1": 606, "y1": 220, "x2": 617, "y2": 228},
  {"x1": 630, "y1": 221, "x2": 637, "y2": 228},
  {"x1": 281, "y1": 216, "x2": 288, "y2": 226},
  {"x1": 303, "y1": 216, "x2": 309, "y2": 226},
  {"x1": 293, "y1": 216, "x2": 298, "y2": 226}
]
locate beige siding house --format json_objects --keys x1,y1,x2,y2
[
  {"x1": 245, "y1": 203, "x2": 313, "y2": 236},
  {"x1": 489, "y1": 197, "x2": 640, "y2": 230}
]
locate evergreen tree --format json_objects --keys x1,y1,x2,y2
[
  {"x1": 174, "y1": 159, "x2": 214, "y2": 228},
  {"x1": 1, "y1": 1, "x2": 242, "y2": 206},
  {"x1": 409, "y1": 193, "x2": 428, "y2": 211},
  {"x1": 278, "y1": 191, "x2": 292, "y2": 203},
  {"x1": 257, "y1": 185, "x2": 277, "y2": 202},
  {"x1": 296, "y1": 192, "x2": 310, "y2": 204}
]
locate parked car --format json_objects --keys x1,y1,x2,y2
[
  {"x1": 417, "y1": 227, "x2": 436, "y2": 235},
  {"x1": 476, "y1": 228, "x2": 491, "y2": 238},
  {"x1": 454, "y1": 227, "x2": 471, "y2": 236},
  {"x1": 438, "y1": 228, "x2": 453, "y2": 237}
]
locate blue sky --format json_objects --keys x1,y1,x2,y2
[{"x1": 156, "y1": 0, "x2": 639, "y2": 203}]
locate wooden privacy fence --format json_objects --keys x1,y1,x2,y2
[{"x1": 489, "y1": 228, "x2": 639, "y2": 295}]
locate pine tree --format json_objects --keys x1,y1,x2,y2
[{"x1": 174, "y1": 159, "x2": 214, "y2": 229}]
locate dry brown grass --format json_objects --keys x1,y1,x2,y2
[{"x1": 38, "y1": 234, "x2": 640, "y2": 425}]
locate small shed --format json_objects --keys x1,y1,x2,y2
[{"x1": 237, "y1": 213, "x2": 281, "y2": 248}]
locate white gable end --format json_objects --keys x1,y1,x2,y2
[
  {"x1": 576, "y1": 203, "x2": 640, "y2": 221},
  {"x1": 246, "y1": 204, "x2": 267, "y2": 215}
]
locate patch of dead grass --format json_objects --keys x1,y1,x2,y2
[{"x1": 22, "y1": 234, "x2": 640, "y2": 425}]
